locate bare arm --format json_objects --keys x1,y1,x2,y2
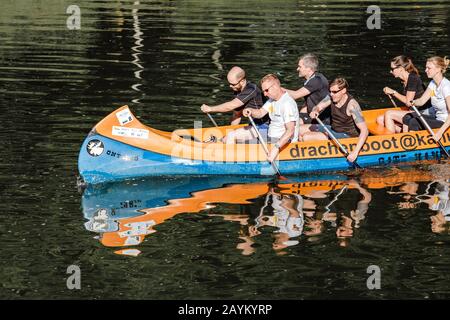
[
  {"x1": 277, "y1": 121, "x2": 296, "y2": 149},
  {"x1": 243, "y1": 107, "x2": 268, "y2": 119},
  {"x1": 384, "y1": 87, "x2": 414, "y2": 105},
  {"x1": 284, "y1": 87, "x2": 311, "y2": 100},
  {"x1": 392, "y1": 90, "x2": 415, "y2": 105},
  {"x1": 411, "y1": 87, "x2": 432, "y2": 107},
  {"x1": 435, "y1": 95, "x2": 450, "y2": 141},
  {"x1": 348, "y1": 101, "x2": 369, "y2": 162},
  {"x1": 201, "y1": 98, "x2": 244, "y2": 113},
  {"x1": 310, "y1": 96, "x2": 332, "y2": 118},
  {"x1": 267, "y1": 121, "x2": 295, "y2": 162}
]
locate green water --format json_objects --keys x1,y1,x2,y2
[{"x1": 1, "y1": 0, "x2": 450, "y2": 299}]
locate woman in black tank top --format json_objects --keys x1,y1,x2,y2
[{"x1": 377, "y1": 55, "x2": 431, "y2": 133}]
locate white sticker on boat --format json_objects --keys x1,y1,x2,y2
[
  {"x1": 116, "y1": 108, "x2": 134, "y2": 126},
  {"x1": 112, "y1": 126, "x2": 149, "y2": 139}
]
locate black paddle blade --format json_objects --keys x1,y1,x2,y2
[{"x1": 352, "y1": 161, "x2": 362, "y2": 169}]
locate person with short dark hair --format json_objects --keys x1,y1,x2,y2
[
  {"x1": 284, "y1": 53, "x2": 331, "y2": 125},
  {"x1": 299, "y1": 78, "x2": 369, "y2": 163}
]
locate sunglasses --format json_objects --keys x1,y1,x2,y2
[
  {"x1": 330, "y1": 88, "x2": 344, "y2": 94},
  {"x1": 263, "y1": 83, "x2": 275, "y2": 93},
  {"x1": 390, "y1": 65, "x2": 401, "y2": 72},
  {"x1": 229, "y1": 78, "x2": 244, "y2": 86}
]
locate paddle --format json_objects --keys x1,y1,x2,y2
[
  {"x1": 409, "y1": 101, "x2": 450, "y2": 158},
  {"x1": 247, "y1": 115, "x2": 286, "y2": 179},
  {"x1": 387, "y1": 93, "x2": 398, "y2": 108},
  {"x1": 387, "y1": 92, "x2": 410, "y2": 111},
  {"x1": 206, "y1": 113, "x2": 219, "y2": 127},
  {"x1": 315, "y1": 117, "x2": 362, "y2": 169}
]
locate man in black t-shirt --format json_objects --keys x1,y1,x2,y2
[
  {"x1": 201, "y1": 66, "x2": 268, "y2": 125},
  {"x1": 284, "y1": 53, "x2": 331, "y2": 125}
]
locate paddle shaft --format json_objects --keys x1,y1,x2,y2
[
  {"x1": 389, "y1": 94, "x2": 448, "y2": 157},
  {"x1": 325, "y1": 184, "x2": 348, "y2": 214},
  {"x1": 207, "y1": 113, "x2": 219, "y2": 127},
  {"x1": 388, "y1": 93, "x2": 398, "y2": 108},
  {"x1": 248, "y1": 115, "x2": 283, "y2": 177},
  {"x1": 410, "y1": 103, "x2": 450, "y2": 158},
  {"x1": 315, "y1": 117, "x2": 361, "y2": 169}
]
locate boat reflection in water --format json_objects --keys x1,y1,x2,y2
[{"x1": 81, "y1": 166, "x2": 450, "y2": 256}]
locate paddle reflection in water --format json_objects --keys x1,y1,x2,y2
[{"x1": 81, "y1": 166, "x2": 450, "y2": 256}]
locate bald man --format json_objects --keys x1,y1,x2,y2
[{"x1": 201, "y1": 66, "x2": 268, "y2": 125}]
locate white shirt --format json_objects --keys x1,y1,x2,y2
[
  {"x1": 262, "y1": 92, "x2": 299, "y2": 141},
  {"x1": 271, "y1": 194, "x2": 304, "y2": 238},
  {"x1": 428, "y1": 77, "x2": 450, "y2": 122}
]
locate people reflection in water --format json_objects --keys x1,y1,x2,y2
[
  {"x1": 301, "y1": 179, "x2": 372, "y2": 247},
  {"x1": 255, "y1": 187, "x2": 305, "y2": 254},
  {"x1": 429, "y1": 181, "x2": 450, "y2": 234},
  {"x1": 213, "y1": 185, "x2": 305, "y2": 255},
  {"x1": 224, "y1": 180, "x2": 373, "y2": 253},
  {"x1": 210, "y1": 213, "x2": 258, "y2": 256},
  {"x1": 394, "y1": 179, "x2": 450, "y2": 234},
  {"x1": 388, "y1": 181, "x2": 420, "y2": 209}
]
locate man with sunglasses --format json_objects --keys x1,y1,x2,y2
[
  {"x1": 200, "y1": 66, "x2": 268, "y2": 126},
  {"x1": 284, "y1": 53, "x2": 331, "y2": 125},
  {"x1": 242, "y1": 74, "x2": 300, "y2": 162},
  {"x1": 299, "y1": 78, "x2": 369, "y2": 163}
]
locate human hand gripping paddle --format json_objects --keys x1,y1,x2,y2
[
  {"x1": 387, "y1": 92, "x2": 398, "y2": 108},
  {"x1": 198, "y1": 104, "x2": 220, "y2": 143},
  {"x1": 247, "y1": 114, "x2": 286, "y2": 179},
  {"x1": 200, "y1": 104, "x2": 219, "y2": 127},
  {"x1": 314, "y1": 117, "x2": 362, "y2": 169},
  {"x1": 409, "y1": 100, "x2": 450, "y2": 158}
]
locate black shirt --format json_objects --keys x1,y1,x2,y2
[
  {"x1": 234, "y1": 81, "x2": 269, "y2": 125},
  {"x1": 405, "y1": 73, "x2": 432, "y2": 111},
  {"x1": 405, "y1": 73, "x2": 425, "y2": 98},
  {"x1": 303, "y1": 72, "x2": 330, "y2": 113}
]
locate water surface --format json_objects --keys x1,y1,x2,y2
[{"x1": 1, "y1": 0, "x2": 450, "y2": 299}]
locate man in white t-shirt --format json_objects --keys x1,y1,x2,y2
[{"x1": 243, "y1": 74, "x2": 300, "y2": 162}]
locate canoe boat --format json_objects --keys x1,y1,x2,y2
[
  {"x1": 81, "y1": 167, "x2": 440, "y2": 253},
  {"x1": 78, "y1": 105, "x2": 450, "y2": 184}
]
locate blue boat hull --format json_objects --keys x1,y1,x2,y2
[{"x1": 78, "y1": 133, "x2": 448, "y2": 185}]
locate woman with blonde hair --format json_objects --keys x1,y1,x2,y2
[
  {"x1": 406, "y1": 56, "x2": 450, "y2": 142},
  {"x1": 376, "y1": 55, "x2": 431, "y2": 133}
]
